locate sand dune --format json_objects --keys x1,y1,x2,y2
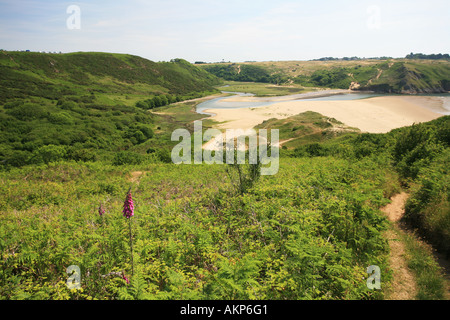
[{"x1": 204, "y1": 96, "x2": 444, "y2": 133}]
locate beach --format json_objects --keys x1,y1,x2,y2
[{"x1": 203, "y1": 95, "x2": 445, "y2": 133}]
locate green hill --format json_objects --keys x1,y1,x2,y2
[
  {"x1": 200, "y1": 59, "x2": 450, "y2": 94},
  {"x1": 0, "y1": 115, "x2": 448, "y2": 300},
  {"x1": 0, "y1": 51, "x2": 220, "y2": 103},
  {"x1": 0, "y1": 51, "x2": 448, "y2": 301},
  {"x1": 0, "y1": 51, "x2": 221, "y2": 168}
]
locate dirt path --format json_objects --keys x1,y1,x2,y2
[
  {"x1": 381, "y1": 192, "x2": 450, "y2": 300},
  {"x1": 129, "y1": 171, "x2": 146, "y2": 185},
  {"x1": 380, "y1": 192, "x2": 418, "y2": 300}
]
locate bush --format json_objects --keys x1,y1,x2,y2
[
  {"x1": 47, "y1": 112, "x2": 74, "y2": 125},
  {"x1": 393, "y1": 123, "x2": 444, "y2": 179},
  {"x1": 404, "y1": 150, "x2": 450, "y2": 256},
  {"x1": 135, "y1": 101, "x2": 148, "y2": 109},
  {"x1": 137, "y1": 125, "x2": 154, "y2": 139},
  {"x1": 156, "y1": 149, "x2": 172, "y2": 163},
  {"x1": 112, "y1": 151, "x2": 145, "y2": 165},
  {"x1": 67, "y1": 147, "x2": 97, "y2": 162},
  {"x1": 305, "y1": 143, "x2": 329, "y2": 157},
  {"x1": 6, "y1": 103, "x2": 47, "y2": 121},
  {"x1": 31, "y1": 145, "x2": 67, "y2": 164},
  {"x1": 1, "y1": 150, "x2": 31, "y2": 167}
]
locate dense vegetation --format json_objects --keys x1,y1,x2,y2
[
  {"x1": 285, "y1": 116, "x2": 450, "y2": 261},
  {"x1": 200, "y1": 64, "x2": 288, "y2": 84},
  {"x1": 405, "y1": 53, "x2": 450, "y2": 60},
  {"x1": 1, "y1": 112, "x2": 448, "y2": 300},
  {"x1": 312, "y1": 56, "x2": 393, "y2": 61},
  {"x1": 312, "y1": 53, "x2": 449, "y2": 61},
  {"x1": 0, "y1": 51, "x2": 220, "y2": 169},
  {"x1": 0, "y1": 52, "x2": 220, "y2": 103},
  {"x1": 0, "y1": 51, "x2": 448, "y2": 300},
  {"x1": 0, "y1": 154, "x2": 397, "y2": 300},
  {"x1": 201, "y1": 59, "x2": 450, "y2": 93},
  {"x1": 294, "y1": 60, "x2": 450, "y2": 93}
]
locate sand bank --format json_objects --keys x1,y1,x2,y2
[
  {"x1": 204, "y1": 96, "x2": 444, "y2": 133},
  {"x1": 222, "y1": 89, "x2": 351, "y2": 103}
]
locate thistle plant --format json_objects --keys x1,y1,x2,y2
[{"x1": 123, "y1": 188, "x2": 135, "y2": 277}]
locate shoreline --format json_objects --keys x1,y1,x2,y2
[
  {"x1": 222, "y1": 89, "x2": 352, "y2": 102},
  {"x1": 203, "y1": 95, "x2": 445, "y2": 133}
]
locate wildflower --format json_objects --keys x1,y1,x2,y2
[
  {"x1": 122, "y1": 190, "x2": 134, "y2": 219},
  {"x1": 98, "y1": 204, "x2": 105, "y2": 216},
  {"x1": 123, "y1": 275, "x2": 130, "y2": 284}
]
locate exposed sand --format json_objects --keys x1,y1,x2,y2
[
  {"x1": 204, "y1": 96, "x2": 444, "y2": 133},
  {"x1": 222, "y1": 89, "x2": 350, "y2": 103}
]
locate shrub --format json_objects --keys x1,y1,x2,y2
[
  {"x1": 404, "y1": 150, "x2": 450, "y2": 256},
  {"x1": 156, "y1": 149, "x2": 172, "y2": 163},
  {"x1": 112, "y1": 151, "x2": 145, "y2": 165},
  {"x1": 393, "y1": 123, "x2": 443, "y2": 179},
  {"x1": 6, "y1": 103, "x2": 47, "y2": 121},
  {"x1": 31, "y1": 145, "x2": 67, "y2": 164}
]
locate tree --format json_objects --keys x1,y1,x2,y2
[
  {"x1": 135, "y1": 101, "x2": 148, "y2": 109},
  {"x1": 153, "y1": 96, "x2": 162, "y2": 107}
]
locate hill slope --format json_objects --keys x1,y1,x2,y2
[
  {"x1": 0, "y1": 51, "x2": 220, "y2": 168},
  {"x1": 200, "y1": 59, "x2": 450, "y2": 94},
  {"x1": 0, "y1": 51, "x2": 220, "y2": 103}
]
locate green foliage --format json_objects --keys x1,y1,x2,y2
[
  {"x1": 6, "y1": 103, "x2": 47, "y2": 121},
  {"x1": 202, "y1": 59, "x2": 450, "y2": 93},
  {"x1": 0, "y1": 156, "x2": 392, "y2": 300},
  {"x1": 135, "y1": 91, "x2": 216, "y2": 110},
  {"x1": 398, "y1": 228, "x2": 446, "y2": 300},
  {"x1": 32, "y1": 145, "x2": 68, "y2": 164},
  {"x1": 405, "y1": 52, "x2": 450, "y2": 60},
  {"x1": 226, "y1": 150, "x2": 262, "y2": 195},
  {"x1": 404, "y1": 149, "x2": 450, "y2": 257},
  {"x1": 201, "y1": 64, "x2": 288, "y2": 84},
  {"x1": 0, "y1": 52, "x2": 220, "y2": 103},
  {"x1": 0, "y1": 49, "x2": 448, "y2": 301},
  {"x1": 392, "y1": 122, "x2": 445, "y2": 179},
  {"x1": 113, "y1": 151, "x2": 146, "y2": 166},
  {"x1": 0, "y1": 98, "x2": 159, "y2": 169}
]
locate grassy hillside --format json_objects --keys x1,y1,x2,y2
[
  {"x1": 216, "y1": 81, "x2": 315, "y2": 97},
  {"x1": 200, "y1": 59, "x2": 450, "y2": 94},
  {"x1": 0, "y1": 51, "x2": 221, "y2": 169},
  {"x1": 0, "y1": 51, "x2": 221, "y2": 103},
  {"x1": 1, "y1": 115, "x2": 448, "y2": 300},
  {"x1": 0, "y1": 155, "x2": 396, "y2": 300},
  {"x1": 255, "y1": 111, "x2": 360, "y2": 149},
  {"x1": 0, "y1": 51, "x2": 448, "y2": 301}
]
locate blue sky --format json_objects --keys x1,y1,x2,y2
[{"x1": 0, "y1": 0, "x2": 449, "y2": 62}]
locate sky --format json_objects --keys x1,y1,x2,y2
[{"x1": 0, "y1": 0, "x2": 449, "y2": 62}]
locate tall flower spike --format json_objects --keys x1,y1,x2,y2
[
  {"x1": 123, "y1": 189, "x2": 134, "y2": 219},
  {"x1": 98, "y1": 203, "x2": 105, "y2": 216}
]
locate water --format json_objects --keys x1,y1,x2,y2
[
  {"x1": 196, "y1": 91, "x2": 277, "y2": 116},
  {"x1": 196, "y1": 91, "x2": 450, "y2": 116}
]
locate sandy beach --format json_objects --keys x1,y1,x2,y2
[
  {"x1": 204, "y1": 95, "x2": 445, "y2": 133},
  {"x1": 221, "y1": 89, "x2": 351, "y2": 103}
]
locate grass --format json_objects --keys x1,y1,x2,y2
[
  {"x1": 217, "y1": 81, "x2": 315, "y2": 97},
  {"x1": 1, "y1": 50, "x2": 448, "y2": 301},
  {"x1": 0, "y1": 51, "x2": 221, "y2": 105},
  {"x1": 202, "y1": 59, "x2": 450, "y2": 93},
  {"x1": 245, "y1": 59, "x2": 386, "y2": 78},
  {"x1": 255, "y1": 111, "x2": 360, "y2": 149},
  {"x1": 398, "y1": 226, "x2": 446, "y2": 300},
  {"x1": 0, "y1": 156, "x2": 396, "y2": 300}
]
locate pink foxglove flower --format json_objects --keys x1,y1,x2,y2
[
  {"x1": 122, "y1": 190, "x2": 134, "y2": 219},
  {"x1": 123, "y1": 275, "x2": 130, "y2": 284},
  {"x1": 98, "y1": 204, "x2": 105, "y2": 216}
]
